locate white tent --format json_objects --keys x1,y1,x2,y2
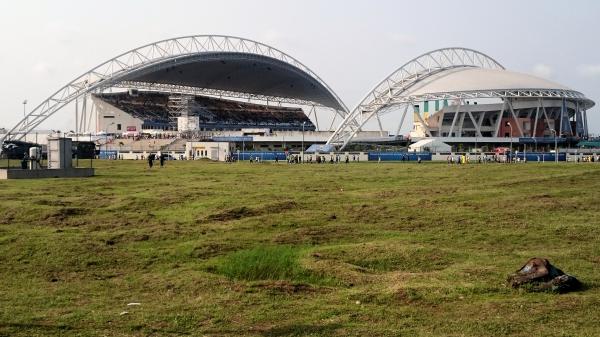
[{"x1": 409, "y1": 138, "x2": 451, "y2": 153}]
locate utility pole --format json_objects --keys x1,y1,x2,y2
[{"x1": 506, "y1": 122, "x2": 513, "y2": 163}]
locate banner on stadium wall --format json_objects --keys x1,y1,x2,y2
[{"x1": 127, "y1": 126, "x2": 137, "y2": 132}]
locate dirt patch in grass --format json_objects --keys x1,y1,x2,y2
[
  {"x1": 191, "y1": 242, "x2": 239, "y2": 259},
  {"x1": 347, "y1": 204, "x2": 394, "y2": 223},
  {"x1": 249, "y1": 280, "x2": 329, "y2": 295},
  {"x1": 33, "y1": 199, "x2": 71, "y2": 207},
  {"x1": 201, "y1": 201, "x2": 298, "y2": 223},
  {"x1": 43, "y1": 207, "x2": 89, "y2": 226},
  {"x1": 319, "y1": 243, "x2": 454, "y2": 273},
  {"x1": 273, "y1": 225, "x2": 360, "y2": 245}
]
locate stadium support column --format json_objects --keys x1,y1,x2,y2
[
  {"x1": 532, "y1": 100, "x2": 540, "y2": 138},
  {"x1": 81, "y1": 95, "x2": 88, "y2": 134},
  {"x1": 494, "y1": 100, "x2": 506, "y2": 137},
  {"x1": 89, "y1": 99, "x2": 97, "y2": 135},
  {"x1": 449, "y1": 100, "x2": 461, "y2": 137},
  {"x1": 310, "y1": 106, "x2": 319, "y2": 131},
  {"x1": 559, "y1": 99, "x2": 572, "y2": 137},
  {"x1": 575, "y1": 102, "x2": 585, "y2": 137},
  {"x1": 437, "y1": 100, "x2": 446, "y2": 136},
  {"x1": 467, "y1": 109, "x2": 481, "y2": 137},
  {"x1": 75, "y1": 97, "x2": 79, "y2": 135},
  {"x1": 583, "y1": 109, "x2": 589, "y2": 138},
  {"x1": 395, "y1": 103, "x2": 410, "y2": 137},
  {"x1": 457, "y1": 109, "x2": 466, "y2": 137},
  {"x1": 540, "y1": 100, "x2": 552, "y2": 135},
  {"x1": 376, "y1": 114, "x2": 384, "y2": 137},
  {"x1": 507, "y1": 99, "x2": 524, "y2": 137}
]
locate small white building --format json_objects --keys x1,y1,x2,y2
[
  {"x1": 185, "y1": 142, "x2": 235, "y2": 161},
  {"x1": 409, "y1": 138, "x2": 451, "y2": 153}
]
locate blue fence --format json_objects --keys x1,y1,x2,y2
[
  {"x1": 98, "y1": 150, "x2": 118, "y2": 159},
  {"x1": 512, "y1": 152, "x2": 566, "y2": 162},
  {"x1": 368, "y1": 152, "x2": 433, "y2": 161},
  {"x1": 234, "y1": 151, "x2": 287, "y2": 161},
  {"x1": 518, "y1": 137, "x2": 568, "y2": 144}
]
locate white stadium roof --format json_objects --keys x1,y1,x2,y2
[{"x1": 407, "y1": 68, "x2": 572, "y2": 97}]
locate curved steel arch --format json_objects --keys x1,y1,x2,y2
[
  {"x1": 327, "y1": 48, "x2": 505, "y2": 148},
  {"x1": 2, "y1": 35, "x2": 350, "y2": 144}
]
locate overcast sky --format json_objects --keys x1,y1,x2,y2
[{"x1": 1, "y1": 0, "x2": 599, "y2": 133}]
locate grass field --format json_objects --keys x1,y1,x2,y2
[{"x1": 1, "y1": 160, "x2": 600, "y2": 336}]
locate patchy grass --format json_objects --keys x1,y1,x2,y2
[
  {"x1": 211, "y1": 245, "x2": 329, "y2": 284},
  {"x1": 318, "y1": 242, "x2": 455, "y2": 272},
  {"x1": 1, "y1": 160, "x2": 600, "y2": 336}
]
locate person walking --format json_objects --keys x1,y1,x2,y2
[
  {"x1": 159, "y1": 153, "x2": 166, "y2": 167},
  {"x1": 147, "y1": 153, "x2": 155, "y2": 169}
]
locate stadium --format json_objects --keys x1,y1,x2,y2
[
  {"x1": 0, "y1": 36, "x2": 597, "y2": 160},
  {"x1": 328, "y1": 48, "x2": 596, "y2": 151},
  {"x1": 0, "y1": 35, "x2": 383, "y2": 159}
]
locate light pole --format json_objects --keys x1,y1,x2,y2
[
  {"x1": 22, "y1": 99, "x2": 27, "y2": 118},
  {"x1": 301, "y1": 121, "x2": 306, "y2": 163},
  {"x1": 506, "y1": 122, "x2": 513, "y2": 163},
  {"x1": 104, "y1": 122, "x2": 115, "y2": 159},
  {"x1": 550, "y1": 129, "x2": 558, "y2": 163}
]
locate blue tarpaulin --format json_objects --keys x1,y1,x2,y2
[{"x1": 368, "y1": 152, "x2": 432, "y2": 161}]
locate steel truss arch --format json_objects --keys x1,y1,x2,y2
[
  {"x1": 385, "y1": 88, "x2": 592, "y2": 105},
  {"x1": 327, "y1": 48, "x2": 505, "y2": 148},
  {"x1": 2, "y1": 35, "x2": 349, "y2": 144}
]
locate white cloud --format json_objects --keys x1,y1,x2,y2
[
  {"x1": 259, "y1": 30, "x2": 285, "y2": 46},
  {"x1": 31, "y1": 61, "x2": 54, "y2": 75},
  {"x1": 577, "y1": 64, "x2": 600, "y2": 78},
  {"x1": 386, "y1": 33, "x2": 416, "y2": 45},
  {"x1": 531, "y1": 63, "x2": 553, "y2": 78}
]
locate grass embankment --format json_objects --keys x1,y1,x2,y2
[{"x1": 1, "y1": 160, "x2": 599, "y2": 336}]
